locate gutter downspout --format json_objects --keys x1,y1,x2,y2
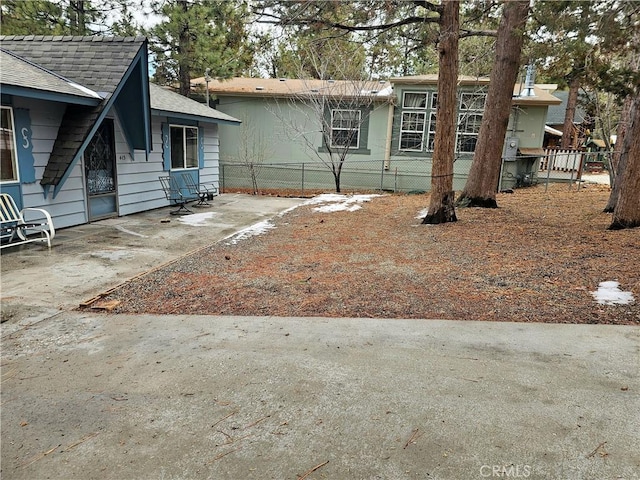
[{"x1": 384, "y1": 100, "x2": 394, "y2": 170}]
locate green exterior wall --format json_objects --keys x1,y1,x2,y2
[
  {"x1": 214, "y1": 85, "x2": 551, "y2": 193},
  {"x1": 216, "y1": 96, "x2": 391, "y2": 166}
]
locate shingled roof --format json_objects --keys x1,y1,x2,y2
[
  {"x1": 149, "y1": 83, "x2": 241, "y2": 125},
  {"x1": 0, "y1": 35, "x2": 146, "y2": 100},
  {"x1": 0, "y1": 36, "x2": 149, "y2": 190},
  {"x1": 0, "y1": 49, "x2": 102, "y2": 103},
  {"x1": 194, "y1": 77, "x2": 394, "y2": 100}
]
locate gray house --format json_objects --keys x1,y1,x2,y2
[{"x1": 0, "y1": 36, "x2": 240, "y2": 230}]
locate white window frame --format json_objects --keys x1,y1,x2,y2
[
  {"x1": 399, "y1": 111, "x2": 426, "y2": 152},
  {"x1": 456, "y1": 92, "x2": 486, "y2": 153},
  {"x1": 1, "y1": 106, "x2": 19, "y2": 183},
  {"x1": 459, "y1": 92, "x2": 486, "y2": 111},
  {"x1": 426, "y1": 112, "x2": 437, "y2": 152},
  {"x1": 402, "y1": 91, "x2": 428, "y2": 109},
  {"x1": 169, "y1": 124, "x2": 199, "y2": 170},
  {"x1": 330, "y1": 109, "x2": 361, "y2": 149}
]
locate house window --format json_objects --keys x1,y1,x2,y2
[
  {"x1": 399, "y1": 91, "x2": 430, "y2": 152},
  {"x1": 402, "y1": 92, "x2": 428, "y2": 109},
  {"x1": 330, "y1": 109, "x2": 361, "y2": 149},
  {"x1": 1, "y1": 107, "x2": 18, "y2": 182},
  {"x1": 170, "y1": 125, "x2": 198, "y2": 169},
  {"x1": 457, "y1": 92, "x2": 486, "y2": 152},
  {"x1": 399, "y1": 112, "x2": 426, "y2": 151},
  {"x1": 426, "y1": 112, "x2": 437, "y2": 151}
]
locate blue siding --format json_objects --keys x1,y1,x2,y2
[{"x1": 13, "y1": 108, "x2": 36, "y2": 183}]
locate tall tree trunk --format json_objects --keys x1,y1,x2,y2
[
  {"x1": 604, "y1": 94, "x2": 632, "y2": 212},
  {"x1": 609, "y1": 95, "x2": 640, "y2": 230},
  {"x1": 457, "y1": 0, "x2": 530, "y2": 208},
  {"x1": 69, "y1": 1, "x2": 86, "y2": 35},
  {"x1": 422, "y1": 0, "x2": 459, "y2": 225},
  {"x1": 177, "y1": 0, "x2": 191, "y2": 97},
  {"x1": 561, "y1": 77, "x2": 580, "y2": 149}
]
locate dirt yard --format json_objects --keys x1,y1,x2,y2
[{"x1": 99, "y1": 183, "x2": 639, "y2": 324}]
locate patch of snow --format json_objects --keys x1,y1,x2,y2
[
  {"x1": 415, "y1": 208, "x2": 429, "y2": 219},
  {"x1": 225, "y1": 220, "x2": 275, "y2": 245},
  {"x1": 304, "y1": 193, "x2": 381, "y2": 213},
  {"x1": 591, "y1": 281, "x2": 635, "y2": 305},
  {"x1": 581, "y1": 173, "x2": 610, "y2": 185},
  {"x1": 177, "y1": 212, "x2": 216, "y2": 226},
  {"x1": 315, "y1": 202, "x2": 363, "y2": 213}
]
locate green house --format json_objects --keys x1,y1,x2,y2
[{"x1": 199, "y1": 75, "x2": 561, "y2": 193}]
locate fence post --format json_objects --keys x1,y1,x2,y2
[
  {"x1": 380, "y1": 158, "x2": 385, "y2": 192},
  {"x1": 301, "y1": 163, "x2": 305, "y2": 197},
  {"x1": 568, "y1": 151, "x2": 578, "y2": 190},
  {"x1": 221, "y1": 164, "x2": 225, "y2": 192},
  {"x1": 544, "y1": 152, "x2": 554, "y2": 192}
]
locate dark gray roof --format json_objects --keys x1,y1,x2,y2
[
  {"x1": 546, "y1": 90, "x2": 587, "y2": 125},
  {"x1": 0, "y1": 35, "x2": 146, "y2": 100},
  {"x1": 149, "y1": 83, "x2": 240, "y2": 125},
  {"x1": 0, "y1": 36, "x2": 147, "y2": 188},
  {"x1": 0, "y1": 49, "x2": 101, "y2": 102}
]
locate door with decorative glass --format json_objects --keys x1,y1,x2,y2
[{"x1": 84, "y1": 119, "x2": 117, "y2": 220}]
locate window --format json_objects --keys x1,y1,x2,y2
[
  {"x1": 426, "y1": 112, "x2": 437, "y2": 151},
  {"x1": 457, "y1": 92, "x2": 486, "y2": 152},
  {"x1": 402, "y1": 92, "x2": 428, "y2": 109},
  {"x1": 170, "y1": 125, "x2": 198, "y2": 169},
  {"x1": 399, "y1": 91, "x2": 430, "y2": 152},
  {"x1": 458, "y1": 113, "x2": 483, "y2": 152},
  {"x1": 399, "y1": 112, "x2": 426, "y2": 151},
  {"x1": 1, "y1": 107, "x2": 18, "y2": 182},
  {"x1": 330, "y1": 109, "x2": 361, "y2": 149},
  {"x1": 459, "y1": 93, "x2": 486, "y2": 111}
]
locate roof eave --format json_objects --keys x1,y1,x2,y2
[
  {"x1": 0, "y1": 84, "x2": 101, "y2": 106},
  {"x1": 212, "y1": 91, "x2": 393, "y2": 102},
  {"x1": 151, "y1": 108, "x2": 241, "y2": 126},
  {"x1": 512, "y1": 98, "x2": 563, "y2": 106}
]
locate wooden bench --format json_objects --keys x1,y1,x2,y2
[{"x1": 0, "y1": 193, "x2": 55, "y2": 250}]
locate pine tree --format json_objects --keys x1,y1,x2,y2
[{"x1": 149, "y1": 0, "x2": 255, "y2": 96}]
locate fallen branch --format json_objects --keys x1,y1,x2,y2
[
  {"x1": 211, "y1": 410, "x2": 238, "y2": 428},
  {"x1": 297, "y1": 460, "x2": 329, "y2": 480},
  {"x1": 208, "y1": 447, "x2": 242, "y2": 464},
  {"x1": 244, "y1": 414, "x2": 270, "y2": 430},
  {"x1": 20, "y1": 444, "x2": 60, "y2": 468},
  {"x1": 62, "y1": 432, "x2": 100, "y2": 452},
  {"x1": 586, "y1": 441, "x2": 607, "y2": 459},
  {"x1": 404, "y1": 428, "x2": 423, "y2": 449}
]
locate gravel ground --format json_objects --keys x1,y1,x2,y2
[{"x1": 98, "y1": 183, "x2": 639, "y2": 324}]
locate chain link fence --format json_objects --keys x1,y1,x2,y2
[
  {"x1": 220, "y1": 151, "x2": 610, "y2": 196},
  {"x1": 221, "y1": 158, "x2": 474, "y2": 196}
]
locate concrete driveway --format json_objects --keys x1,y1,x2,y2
[
  {"x1": 1, "y1": 194, "x2": 639, "y2": 480},
  {"x1": 1, "y1": 193, "x2": 304, "y2": 333}
]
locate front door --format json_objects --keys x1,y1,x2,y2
[{"x1": 85, "y1": 119, "x2": 117, "y2": 220}]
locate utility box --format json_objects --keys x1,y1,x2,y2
[{"x1": 503, "y1": 137, "x2": 519, "y2": 161}]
